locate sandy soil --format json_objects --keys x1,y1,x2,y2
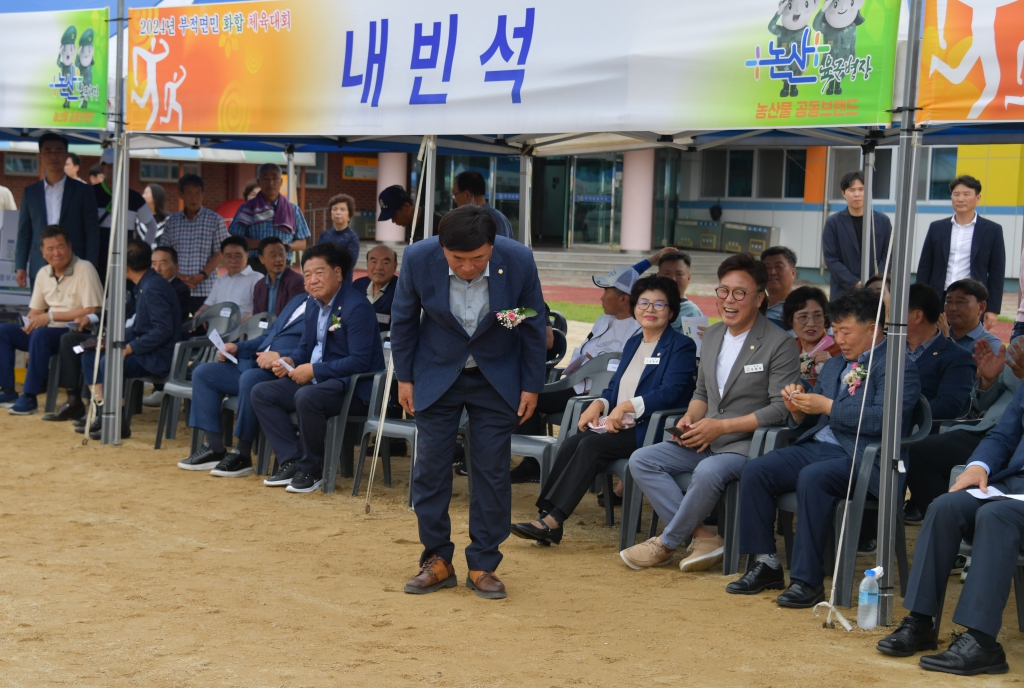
[{"x1": 2, "y1": 392, "x2": 1023, "y2": 686}]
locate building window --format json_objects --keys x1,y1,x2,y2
[
  {"x1": 139, "y1": 161, "x2": 200, "y2": 183},
  {"x1": 757, "y1": 149, "x2": 785, "y2": 198},
  {"x1": 784, "y1": 149, "x2": 807, "y2": 198},
  {"x1": 700, "y1": 149, "x2": 727, "y2": 198},
  {"x1": 727, "y1": 150, "x2": 754, "y2": 197},
  {"x1": 4, "y1": 153, "x2": 38, "y2": 176},
  {"x1": 872, "y1": 148, "x2": 892, "y2": 200},
  {"x1": 304, "y1": 153, "x2": 327, "y2": 189},
  {"x1": 704, "y1": 148, "x2": 806, "y2": 200},
  {"x1": 928, "y1": 147, "x2": 958, "y2": 201}
]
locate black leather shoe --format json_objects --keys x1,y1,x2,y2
[
  {"x1": 73, "y1": 414, "x2": 88, "y2": 428},
  {"x1": 510, "y1": 519, "x2": 563, "y2": 545},
  {"x1": 726, "y1": 560, "x2": 785, "y2": 595},
  {"x1": 776, "y1": 580, "x2": 825, "y2": 608},
  {"x1": 597, "y1": 491, "x2": 623, "y2": 508},
  {"x1": 877, "y1": 615, "x2": 938, "y2": 657},
  {"x1": 76, "y1": 417, "x2": 102, "y2": 435},
  {"x1": 919, "y1": 632, "x2": 1009, "y2": 675},
  {"x1": 89, "y1": 422, "x2": 131, "y2": 441},
  {"x1": 509, "y1": 457, "x2": 540, "y2": 484},
  {"x1": 42, "y1": 400, "x2": 86, "y2": 422},
  {"x1": 904, "y1": 503, "x2": 924, "y2": 524}
]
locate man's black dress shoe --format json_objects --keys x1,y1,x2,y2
[
  {"x1": 725, "y1": 560, "x2": 785, "y2": 595},
  {"x1": 877, "y1": 615, "x2": 938, "y2": 657},
  {"x1": 776, "y1": 580, "x2": 825, "y2": 608},
  {"x1": 89, "y1": 422, "x2": 131, "y2": 440},
  {"x1": 597, "y1": 491, "x2": 623, "y2": 508},
  {"x1": 904, "y1": 503, "x2": 924, "y2": 524},
  {"x1": 510, "y1": 519, "x2": 563, "y2": 545},
  {"x1": 75, "y1": 417, "x2": 102, "y2": 435},
  {"x1": 73, "y1": 415, "x2": 88, "y2": 428},
  {"x1": 42, "y1": 400, "x2": 86, "y2": 422},
  {"x1": 919, "y1": 632, "x2": 1009, "y2": 675},
  {"x1": 510, "y1": 457, "x2": 540, "y2": 484}
]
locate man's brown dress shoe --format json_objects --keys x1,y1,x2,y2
[
  {"x1": 404, "y1": 555, "x2": 456, "y2": 594},
  {"x1": 466, "y1": 570, "x2": 506, "y2": 599}
]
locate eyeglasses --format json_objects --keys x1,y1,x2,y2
[
  {"x1": 795, "y1": 313, "x2": 826, "y2": 325},
  {"x1": 715, "y1": 286, "x2": 758, "y2": 301},
  {"x1": 636, "y1": 299, "x2": 668, "y2": 312}
]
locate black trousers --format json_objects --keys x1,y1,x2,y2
[
  {"x1": 58, "y1": 330, "x2": 92, "y2": 392},
  {"x1": 904, "y1": 474, "x2": 1024, "y2": 638},
  {"x1": 516, "y1": 386, "x2": 576, "y2": 437},
  {"x1": 250, "y1": 377, "x2": 368, "y2": 477},
  {"x1": 413, "y1": 368, "x2": 520, "y2": 572},
  {"x1": 188, "y1": 296, "x2": 207, "y2": 320},
  {"x1": 906, "y1": 431, "x2": 985, "y2": 513},
  {"x1": 536, "y1": 427, "x2": 638, "y2": 519}
]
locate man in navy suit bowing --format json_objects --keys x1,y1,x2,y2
[
  {"x1": 15, "y1": 133, "x2": 99, "y2": 288},
  {"x1": 250, "y1": 243, "x2": 384, "y2": 493},
  {"x1": 916, "y1": 175, "x2": 1005, "y2": 331},
  {"x1": 393, "y1": 205, "x2": 545, "y2": 600},
  {"x1": 179, "y1": 291, "x2": 310, "y2": 477}
]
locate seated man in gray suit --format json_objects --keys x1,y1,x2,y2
[{"x1": 620, "y1": 253, "x2": 801, "y2": 572}]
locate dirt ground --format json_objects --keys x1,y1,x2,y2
[{"x1": 2, "y1": 396, "x2": 1024, "y2": 687}]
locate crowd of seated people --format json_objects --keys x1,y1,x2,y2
[{"x1": 6, "y1": 142, "x2": 1024, "y2": 675}]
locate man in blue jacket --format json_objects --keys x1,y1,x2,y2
[
  {"x1": 876, "y1": 382, "x2": 1024, "y2": 675},
  {"x1": 392, "y1": 205, "x2": 545, "y2": 600},
  {"x1": 729, "y1": 289, "x2": 921, "y2": 607},
  {"x1": 15, "y1": 133, "x2": 99, "y2": 288},
  {"x1": 82, "y1": 239, "x2": 181, "y2": 439},
  {"x1": 916, "y1": 175, "x2": 1005, "y2": 331},
  {"x1": 822, "y1": 171, "x2": 892, "y2": 298},
  {"x1": 906, "y1": 283, "x2": 975, "y2": 421},
  {"x1": 178, "y1": 291, "x2": 309, "y2": 477},
  {"x1": 250, "y1": 243, "x2": 384, "y2": 493}
]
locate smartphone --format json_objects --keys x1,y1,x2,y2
[{"x1": 667, "y1": 426, "x2": 686, "y2": 438}]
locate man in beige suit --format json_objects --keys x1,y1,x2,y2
[{"x1": 620, "y1": 253, "x2": 801, "y2": 572}]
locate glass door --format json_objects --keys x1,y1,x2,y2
[{"x1": 570, "y1": 154, "x2": 621, "y2": 248}]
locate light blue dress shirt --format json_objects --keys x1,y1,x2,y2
[
  {"x1": 952, "y1": 321, "x2": 1004, "y2": 357},
  {"x1": 309, "y1": 288, "x2": 342, "y2": 378},
  {"x1": 266, "y1": 275, "x2": 280, "y2": 316},
  {"x1": 814, "y1": 340, "x2": 887, "y2": 447},
  {"x1": 907, "y1": 329, "x2": 942, "y2": 363},
  {"x1": 449, "y1": 264, "x2": 490, "y2": 368}
]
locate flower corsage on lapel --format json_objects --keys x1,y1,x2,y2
[
  {"x1": 328, "y1": 314, "x2": 343, "y2": 332},
  {"x1": 496, "y1": 307, "x2": 538, "y2": 329},
  {"x1": 842, "y1": 363, "x2": 868, "y2": 396}
]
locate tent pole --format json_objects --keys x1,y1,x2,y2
[
  {"x1": 101, "y1": 0, "x2": 128, "y2": 445},
  {"x1": 423, "y1": 136, "x2": 436, "y2": 239},
  {"x1": 519, "y1": 152, "x2": 533, "y2": 246},
  {"x1": 861, "y1": 141, "x2": 876, "y2": 282},
  {"x1": 877, "y1": 0, "x2": 924, "y2": 627},
  {"x1": 286, "y1": 144, "x2": 295, "y2": 204}
]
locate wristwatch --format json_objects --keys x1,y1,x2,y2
[
  {"x1": 48, "y1": 311, "x2": 55, "y2": 325},
  {"x1": 199, "y1": 270, "x2": 209, "y2": 280}
]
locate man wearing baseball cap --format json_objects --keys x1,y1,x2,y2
[
  {"x1": 378, "y1": 185, "x2": 442, "y2": 244},
  {"x1": 511, "y1": 266, "x2": 641, "y2": 483}
]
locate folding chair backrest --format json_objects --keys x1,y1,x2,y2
[
  {"x1": 907, "y1": 395, "x2": 933, "y2": 442},
  {"x1": 569, "y1": 351, "x2": 622, "y2": 394},
  {"x1": 549, "y1": 310, "x2": 568, "y2": 335},
  {"x1": 364, "y1": 371, "x2": 389, "y2": 423},
  {"x1": 546, "y1": 329, "x2": 567, "y2": 368},
  {"x1": 191, "y1": 302, "x2": 242, "y2": 342},
  {"x1": 238, "y1": 312, "x2": 276, "y2": 341}
]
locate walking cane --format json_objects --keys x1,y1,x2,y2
[{"x1": 364, "y1": 352, "x2": 397, "y2": 514}]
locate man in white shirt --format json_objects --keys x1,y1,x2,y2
[
  {"x1": 194, "y1": 235, "x2": 263, "y2": 321},
  {"x1": 917, "y1": 175, "x2": 1004, "y2": 331},
  {"x1": 511, "y1": 266, "x2": 640, "y2": 483}
]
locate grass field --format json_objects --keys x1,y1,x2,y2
[{"x1": 548, "y1": 301, "x2": 722, "y2": 327}]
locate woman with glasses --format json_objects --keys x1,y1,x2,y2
[
  {"x1": 784, "y1": 286, "x2": 841, "y2": 386},
  {"x1": 511, "y1": 276, "x2": 697, "y2": 546}
]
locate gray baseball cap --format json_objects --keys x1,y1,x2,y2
[{"x1": 593, "y1": 266, "x2": 638, "y2": 294}]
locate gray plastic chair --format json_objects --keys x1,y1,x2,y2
[
  {"x1": 770, "y1": 395, "x2": 932, "y2": 607},
  {"x1": 549, "y1": 310, "x2": 568, "y2": 335},
  {"x1": 183, "y1": 302, "x2": 242, "y2": 343},
  {"x1": 535, "y1": 351, "x2": 622, "y2": 434},
  {"x1": 44, "y1": 354, "x2": 61, "y2": 413},
  {"x1": 154, "y1": 338, "x2": 216, "y2": 449},
  {"x1": 236, "y1": 312, "x2": 276, "y2": 342}
]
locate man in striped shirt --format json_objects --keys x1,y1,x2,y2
[{"x1": 228, "y1": 163, "x2": 310, "y2": 268}]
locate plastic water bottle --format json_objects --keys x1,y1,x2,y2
[{"x1": 857, "y1": 566, "x2": 883, "y2": 630}]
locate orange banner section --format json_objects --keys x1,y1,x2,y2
[{"x1": 918, "y1": 0, "x2": 1024, "y2": 123}]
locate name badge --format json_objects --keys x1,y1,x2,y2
[
  {"x1": 607, "y1": 359, "x2": 620, "y2": 372},
  {"x1": 377, "y1": 313, "x2": 391, "y2": 325},
  {"x1": 644, "y1": 357, "x2": 660, "y2": 365},
  {"x1": 219, "y1": 307, "x2": 232, "y2": 317},
  {"x1": 258, "y1": 321, "x2": 269, "y2": 329},
  {"x1": 744, "y1": 363, "x2": 764, "y2": 373}
]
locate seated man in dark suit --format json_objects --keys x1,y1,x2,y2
[
  {"x1": 876, "y1": 383, "x2": 1024, "y2": 676},
  {"x1": 352, "y1": 244, "x2": 399, "y2": 332},
  {"x1": 178, "y1": 291, "x2": 309, "y2": 476},
  {"x1": 251, "y1": 236, "x2": 304, "y2": 317},
  {"x1": 151, "y1": 245, "x2": 193, "y2": 321},
  {"x1": 906, "y1": 283, "x2": 975, "y2": 421},
  {"x1": 80, "y1": 239, "x2": 181, "y2": 439},
  {"x1": 728, "y1": 289, "x2": 921, "y2": 607},
  {"x1": 250, "y1": 243, "x2": 384, "y2": 493}
]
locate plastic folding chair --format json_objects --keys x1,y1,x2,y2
[
  {"x1": 44, "y1": 354, "x2": 61, "y2": 414},
  {"x1": 154, "y1": 338, "x2": 216, "y2": 449},
  {"x1": 549, "y1": 310, "x2": 568, "y2": 335},
  {"x1": 182, "y1": 302, "x2": 242, "y2": 343},
  {"x1": 545, "y1": 329, "x2": 567, "y2": 372}
]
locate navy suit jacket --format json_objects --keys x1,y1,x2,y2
[
  {"x1": 794, "y1": 342, "x2": 921, "y2": 467},
  {"x1": 599, "y1": 328, "x2": 697, "y2": 447},
  {"x1": 970, "y1": 382, "x2": 1024, "y2": 483},
  {"x1": 252, "y1": 268, "x2": 305, "y2": 316},
  {"x1": 391, "y1": 236, "x2": 546, "y2": 412},
  {"x1": 915, "y1": 333, "x2": 976, "y2": 420},
  {"x1": 352, "y1": 275, "x2": 398, "y2": 331},
  {"x1": 289, "y1": 282, "x2": 385, "y2": 403},
  {"x1": 235, "y1": 293, "x2": 308, "y2": 372},
  {"x1": 916, "y1": 215, "x2": 1005, "y2": 314},
  {"x1": 17, "y1": 177, "x2": 99, "y2": 279},
  {"x1": 126, "y1": 269, "x2": 182, "y2": 378},
  {"x1": 169, "y1": 276, "x2": 192, "y2": 321},
  {"x1": 822, "y1": 208, "x2": 892, "y2": 296}
]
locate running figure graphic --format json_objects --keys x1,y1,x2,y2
[
  {"x1": 131, "y1": 37, "x2": 170, "y2": 130},
  {"x1": 159, "y1": 66, "x2": 187, "y2": 131}
]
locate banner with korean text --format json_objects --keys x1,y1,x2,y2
[
  {"x1": 917, "y1": 0, "x2": 1024, "y2": 123},
  {"x1": 126, "y1": 0, "x2": 900, "y2": 135},
  {"x1": 0, "y1": 9, "x2": 109, "y2": 129}
]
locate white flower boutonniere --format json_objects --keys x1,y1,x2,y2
[
  {"x1": 843, "y1": 363, "x2": 868, "y2": 396},
  {"x1": 496, "y1": 308, "x2": 538, "y2": 329},
  {"x1": 328, "y1": 314, "x2": 342, "y2": 332}
]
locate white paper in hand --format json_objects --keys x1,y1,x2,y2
[
  {"x1": 276, "y1": 358, "x2": 295, "y2": 372},
  {"x1": 967, "y1": 486, "x2": 1007, "y2": 500},
  {"x1": 679, "y1": 316, "x2": 709, "y2": 357},
  {"x1": 21, "y1": 315, "x2": 30, "y2": 327},
  {"x1": 208, "y1": 328, "x2": 238, "y2": 363}
]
